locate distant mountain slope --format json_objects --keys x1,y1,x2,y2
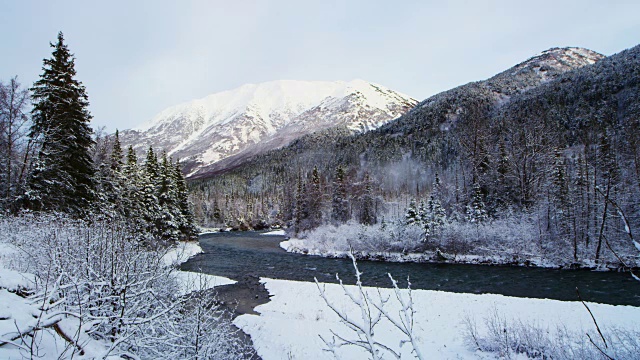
[
  {"x1": 194, "y1": 47, "x2": 605, "y2": 180},
  {"x1": 120, "y1": 80, "x2": 417, "y2": 177}
]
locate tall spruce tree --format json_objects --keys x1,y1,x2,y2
[
  {"x1": 24, "y1": 32, "x2": 95, "y2": 215},
  {"x1": 174, "y1": 161, "x2": 198, "y2": 240},
  {"x1": 358, "y1": 173, "x2": 377, "y2": 225},
  {"x1": 307, "y1": 166, "x2": 323, "y2": 229},
  {"x1": 157, "y1": 151, "x2": 180, "y2": 241},
  {"x1": 331, "y1": 165, "x2": 349, "y2": 224},
  {"x1": 110, "y1": 130, "x2": 124, "y2": 171}
]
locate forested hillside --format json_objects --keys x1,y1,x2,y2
[{"x1": 190, "y1": 45, "x2": 640, "y2": 267}]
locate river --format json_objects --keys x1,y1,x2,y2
[{"x1": 181, "y1": 232, "x2": 640, "y2": 307}]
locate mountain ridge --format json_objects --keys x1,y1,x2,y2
[
  {"x1": 120, "y1": 79, "x2": 417, "y2": 177},
  {"x1": 191, "y1": 47, "x2": 605, "y2": 180}
]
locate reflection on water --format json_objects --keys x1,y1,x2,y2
[{"x1": 181, "y1": 232, "x2": 640, "y2": 306}]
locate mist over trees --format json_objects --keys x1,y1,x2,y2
[{"x1": 189, "y1": 45, "x2": 640, "y2": 267}]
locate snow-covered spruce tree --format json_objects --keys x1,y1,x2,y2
[
  {"x1": 405, "y1": 199, "x2": 420, "y2": 225},
  {"x1": 421, "y1": 182, "x2": 447, "y2": 241},
  {"x1": 157, "y1": 151, "x2": 180, "y2": 241},
  {"x1": 307, "y1": 166, "x2": 324, "y2": 229},
  {"x1": 174, "y1": 160, "x2": 199, "y2": 240},
  {"x1": 106, "y1": 130, "x2": 127, "y2": 215},
  {"x1": 358, "y1": 172, "x2": 377, "y2": 225},
  {"x1": 121, "y1": 145, "x2": 151, "y2": 239},
  {"x1": 141, "y1": 146, "x2": 163, "y2": 241},
  {"x1": 331, "y1": 165, "x2": 349, "y2": 224},
  {"x1": 92, "y1": 129, "x2": 124, "y2": 217},
  {"x1": 23, "y1": 32, "x2": 96, "y2": 216},
  {"x1": 110, "y1": 129, "x2": 124, "y2": 172},
  {"x1": 294, "y1": 172, "x2": 309, "y2": 233},
  {"x1": 466, "y1": 182, "x2": 488, "y2": 223}
]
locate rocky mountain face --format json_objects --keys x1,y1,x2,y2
[{"x1": 120, "y1": 80, "x2": 417, "y2": 177}]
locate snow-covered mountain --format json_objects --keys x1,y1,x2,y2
[{"x1": 120, "y1": 79, "x2": 417, "y2": 177}]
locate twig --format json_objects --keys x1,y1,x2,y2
[
  {"x1": 576, "y1": 287, "x2": 611, "y2": 355},
  {"x1": 586, "y1": 333, "x2": 615, "y2": 360}
]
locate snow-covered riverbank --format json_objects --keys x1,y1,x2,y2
[
  {"x1": 235, "y1": 277, "x2": 640, "y2": 359},
  {"x1": 163, "y1": 241, "x2": 236, "y2": 294},
  {"x1": 281, "y1": 238, "x2": 630, "y2": 271}
]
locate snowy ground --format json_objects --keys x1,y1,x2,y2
[{"x1": 235, "y1": 278, "x2": 640, "y2": 359}]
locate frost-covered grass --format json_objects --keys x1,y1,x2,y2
[
  {"x1": 0, "y1": 214, "x2": 247, "y2": 359},
  {"x1": 285, "y1": 216, "x2": 639, "y2": 269},
  {"x1": 464, "y1": 309, "x2": 640, "y2": 359},
  {"x1": 235, "y1": 277, "x2": 640, "y2": 360}
]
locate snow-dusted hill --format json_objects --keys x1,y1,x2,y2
[{"x1": 120, "y1": 79, "x2": 417, "y2": 177}]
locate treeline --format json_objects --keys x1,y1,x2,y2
[
  {"x1": 190, "y1": 45, "x2": 640, "y2": 265},
  {"x1": 0, "y1": 32, "x2": 197, "y2": 242}
]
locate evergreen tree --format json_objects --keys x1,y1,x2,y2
[
  {"x1": 157, "y1": 151, "x2": 180, "y2": 241},
  {"x1": 145, "y1": 146, "x2": 160, "y2": 182},
  {"x1": 466, "y1": 182, "x2": 487, "y2": 223},
  {"x1": 23, "y1": 32, "x2": 95, "y2": 215},
  {"x1": 110, "y1": 129, "x2": 124, "y2": 171},
  {"x1": 294, "y1": 172, "x2": 309, "y2": 232},
  {"x1": 174, "y1": 161, "x2": 198, "y2": 240},
  {"x1": 331, "y1": 165, "x2": 349, "y2": 224},
  {"x1": 140, "y1": 149, "x2": 161, "y2": 240},
  {"x1": 405, "y1": 199, "x2": 419, "y2": 225},
  {"x1": 358, "y1": 173, "x2": 377, "y2": 225},
  {"x1": 421, "y1": 189, "x2": 447, "y2": 240},
  {"x1": 126, "y1": 145, "x2": 137, "y2": 169},
  {"x1": 307, "y1": 166, "x2": 323, "y2": 229}
]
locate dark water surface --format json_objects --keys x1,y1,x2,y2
[{"x1": 181, "y1": 232, "x2": 640, "y2": 306}]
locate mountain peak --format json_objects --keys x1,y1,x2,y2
[
  {"x1": 508, "y1": 47, "x2": 604, "y2": 79},
  {"x1": 122, "y1": 79, "x2": 417, "y2": 177}
]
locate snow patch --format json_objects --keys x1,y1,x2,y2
[
  {"x1": 235, "y1": 278, "x2": 640, "y2": 360},
  {"x1": 261, "y1": 229, "x2": 286, "y2": 236}
]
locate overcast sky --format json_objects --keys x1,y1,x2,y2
[{"x1": 1, "y1": 0, "x2": 639, "y2": 132}]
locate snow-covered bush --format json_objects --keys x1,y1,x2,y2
[
  {"x1": 316, "y1": 253, "x2": 424, "y2": 359},
  {"x1": 0, "y1": 213, "x2": 252, "y2": 359},
  {"x1": 298, "y1": 220, "x2": 425, "y2": 255},
  {"x1": 440, "y1": 214, "x2": 546, "y2": 259}
]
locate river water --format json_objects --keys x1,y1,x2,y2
[{"x1": 181, "y1": 232, "x2": 640, "y2": 306}]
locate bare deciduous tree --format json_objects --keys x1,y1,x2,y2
[{"x1": 0, "y1": 77, "x2": 32, "y2": 209}]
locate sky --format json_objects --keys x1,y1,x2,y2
[{"x1": 1, "y1": 0, "x2": 639, "y2": 132}]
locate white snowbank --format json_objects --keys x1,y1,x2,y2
[
  {"x1": 0, "y1": 268, "x2": 35, "y2": 292},
  {"x1": 163, "y1": 241, "x2": 205, "y2": 266},
  {"x1": 198, "y1": 226, "x2": 220, "y2": 235},
  {"x1": 261, "y1": 229, "x2": 286, "y2": 236},
  {"x1": 163, "y1": 241, "x2": 236, "y2": 295},
  {"x1": 235, "y1": 278, "x2": 640, "y2": 360}
]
